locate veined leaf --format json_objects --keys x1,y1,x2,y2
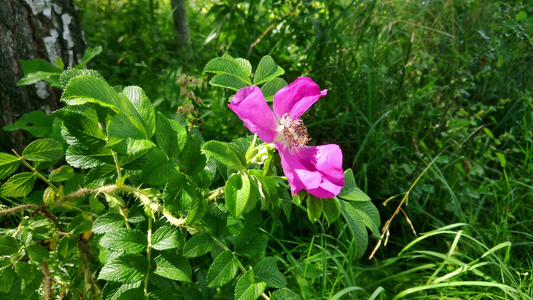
[
  {"x1": 122, "y1": 86, "x2": 156, "y2": 139},
  {"x1": 141, "y1": 148, "x2": 179, "y2": 187},
  {"x1": 234, "y1": 270, "x2": 266, "y2": 300},
  {"x1": 338, "y1": 169, "x2": 371, "y2": 201},
  {"x1": 153, "y1": 253, "x2": 192, "y2": 282},
  {"x1": 322, "y1": 197, "x2": 341, "y2": 225},
  {"x1": 261, "y1": 78, "x2": 288, "y2": 102},
  {"x1": 352, "y1": 201, "x2": 381, "y2": 238},
  {"x1": 98, "y1": 254, "x2": 148, "y2": 283},
  {"x1": 183, "y1": 232, "x2": 214, "y2": 258},
  {"x1": 99, "y1": 228, "x2": 148, "y2": 254},
  {"x1": 17, "y1": 59, "x2": 61, "y2": 88},
  {"x1": 234, "y1": 223, "x2": 268, "y2": 257},
  {"x1": 235, "y1": 58, "x2": 252, "y2": 77},
  {"x1": 179, "y1": 134, "x2": 206, "y2": 175},
  {"x1": 0, "y1": 172, "x2": 36, "y2": 198},
  {"x1": 2, "y1": 110, "x2": 54, "y2": 138},
  {"x1": 48, "y1": 165, "x2": 75, "y2": 182},
  {"x1": 102, "y1": 281, "x2": 143, "y2": 300},
  {"x1": 55, "y1": 107, "x2": 107, "y2": 149},
  {"x1": 155, "y1": 112, "x2": 187, "y2": 159},
  {"x1": 67, "y1": 214, "x2": 93, "y2": 235},
  {"x1": 0, "y1": 266, "x2": 19, "y2": 292},
  {"x1": 0, "y1": 236, "x2": 21, "y2": 256},
  {"x1": 204, "y1": 57, "x2": 252, "y2": 85},
  {"x1": 163, "y1": 171, "x2": 197, "y2": 214},
  {"x1": 253, "y1": 56, "x2": 285, "y2": 85},
  {"x1": 61, "y1": 75, "x2": 121, "y2": 110},
  {"x1": 209, "y1": 74, "x2": 249, "y2": 92},
  {"x1": 206, "y1": 251, "x2": 239, "y2": 288},
  {"x1": 186, "y1": 191, "x2": 207, "y2": 226},
  {"x1": 339, "y1": 200, "x2": 368, "y2": 258},
  {"x1": 225, "y1": 173, "x2": 252, "y2": 219},
  {"x1": 59, "y1": 68, "x2": 104, "y2": 89},
  {"x1": 254, "y1": 257, "x2": 287, "y2": 288},
  {"x1": 202, "y1": 141, "x2": 247, "y2": 171},
  {"x1": 271, "y1": 288, "x2": 303, "y2": 300},
  {"x1": 65, "y1": 145, "x2": 113, "y2": 169},
  {"x1": 0, "y1": 153, "x2": 20, "y2": 180},
  {"x1": 306, "y1": 195, "x2": 323, "y2": 223},
  {"x1": 77, "y1": 46, "x2": 103, "y2": 68},
  {"x1": 14, "y1": 262, "x2": 43, "y2": 283},
  {"x1": 151, "y1": 226, "x2": 185, "y2": 251},
  {"x1": 58, "y1": 236, "x2": 78, "y2": 259},
  {"x1": 22, "y1": 138, "x2": 63, "y2": 162},
  {"x1": 25, "y1": 244, "x2": 49, "y2": 262},
  {"x1": 92, "y1": 213, "x2": 126, "y2": 234}
]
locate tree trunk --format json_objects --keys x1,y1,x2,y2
[
  {"x1": 171, "y1": 0, "x2": 193, "y2": 67},
  {"x1": 0, "y1": 0, "x2": 85, "y2": 153}
]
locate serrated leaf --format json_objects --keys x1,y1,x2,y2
[
  {"x1": 141, "y1": 149, "x2": 178, "y2": 187},
  {"x1": 78, "y1": 46, "x2": 103, "y2": 68},
  {"x1": 102, "y1": 281, "x2": 143, "y2": 300},
  {"x1": 55, "y1": 106, "x2": 107, "y2": 149},
  {"x1": 84, "y1": 164, "x2": 117, "y2": 189},
  {"x1": 352, "y1": 201, "x2": 381, "y2": 238},
  {"x1": 306, "y1": 195, "x2": 323, "y2": 223},
  {"x1": 60, "y1": 68, "x2": 105, "y2": 89},
  {"x1": 163, "y1": 171, "x2": 197, "y2": 214},
  {"x1": 206, "y1": 251, "x2": 239, "y2": 288},
  {"x1": 202, "y1": 141, "x2": 246, "y2": 171},
  {"x1": 235, "y1": 58, "x2": 252, "y2": 76},
  {"x1": 254, "y1": 257, "x2": 287, "y2": 288},
  {"x1": 58, "y1": 235, "x2": 78, "y2": 259},
  {"x1": 122, "y1": 86, "x2": 156, "y2": 138},
  {"x1": 151, "y1": 226, "x2": 184, "y2": 251},
  {"x1": 15, "y1": 262, "x2": 42, "y2": 282},
  {"x1": 225, "y1": 173, "x2": 251, "y2": 219},
  {"x1": 155, "y1": 112, "x2": 187, "y2": 158},
  {"x1": 183, "y1": 232, "x2": 214, "y2": 258},
  {"x1": 339, "y1": 200, "x2": 368, "y2": 258},
  {"x1": 0, "y1": 172, "x2": 36, "y2": 198},
  {"x1": 234, "y1": 223, "x2": 268, "y2": 257},
  {"x1": 322, "y1": 197, "x2": 340, "y2": 225},
  {"x1": 261, "y1": 78, "x2": 288, "y2": 102},
  {"x1": 0, "y1": 266, "x2": 18, "y2": 292},
  {"x1": 209, "y1": 74, "x2": 249, "y2": 92},
  {"x1": 234, "y1": 270, "x2": 266, "y2": 300},
  {"x1": 0, "y1": 236, "x2": 21, "y2": 255},
  {"x1": 108, "y1": 137, "x2": 155, "y2": 157},
  {"x1": 22, "y1": 138, "x2": 63, "y2": 162},
  {"x1": 48, "y1": 165, "x2": 75, "y2": 182},
  {"x1": 338, "y1": 169, "x2": 371, "y2": 201},
  {"x1": 98, "y1": 254, "x2": 148, "y2": 283},
  {"x1": 2, "y1": 110, "x2": 54, "y2": 137},
  {"x1": 99, "y1": 229, "x2": 147, "y2": 254},
  {"x1": 0, "y1": 153, "x2": 20, "y2": 180},
  {"x1": 93, "y1": 213, "x2": 126, "y2": 234},
  {"x1": 179, "y1": 134, "x2": 206, "y2": 175},
  {"x1": 65, "y1": 145, "x2": 113, "y2": 169},
  {"x1": 253, "y1": 56, "x2": 285, "y2": 85},
  {"x1": 204, "y1": 203, "x2": 229, "y2": 237},
  {"x1": 67, "y1": 214, "x2": 93, "y2": 235},
  {"x1": 271, "y1": 288, "x2": 302, "y2": 300},
  {"x1": 204, "y1": 57, "x2": 252, "y2": 85},
  {"x1": 25, "y1": 244, "x2": 49, "y2": 262},
  {"x1": 61, "y1": 75, "x2": 121, "y2": 111},
  {"x1": 186, "y1": 192, "x2": 207, "y2": 226},
  {"x1": 153, "y1": 253, "x2": 192, "y2": 282}
]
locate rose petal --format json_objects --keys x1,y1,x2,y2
[
  {"x1": 273, "y1": 77, "x2": 328, "y2": 120},
  {"x1": 275, "y1": 142, "x2": 344, "y2": 198},
  {"x1": 229, "y1": 86, "x2": 281, "y2": 142}
]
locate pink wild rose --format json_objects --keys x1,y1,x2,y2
[{"x1": 228, "y1": 77, "x2": 345, "y2": 198}]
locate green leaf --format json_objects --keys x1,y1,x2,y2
[
  {"x1": 322, "y1": 197, "x2": 341, "y2": 225},
  {"x1": 17, "y1": 59, "x2": 61, "y2": 88},
  {"x1": 204, "y1": 57, "x2": 252, "y2": 85},
  {"x1": 261, "y1": 78, "x2": 288, "y2": 102},
  {"x1": 0, "y1": 236, "x2": 21, "y2": 255},
  {"x1": 2, "y1": 110, "x2": 54, "y2": 137},
  {"x1": 25, "y1": 244, "x2": 49, "y2": 262},
  {"x1": 55, "y1": 106, "x2": 107, "y2": 149},
  {"x1": 102, "y1": 281, "x2": 143, "y2": 300},
  {"x1": 98, "y1": 254, "x2": 148, "y2": 283},
  {"x1": 0, "y1": 266, "x2": 19, "y2": 292},
  {"x1": 183, "y1": 232, "x2": 214, "y2": 258},
  {"x1": 202, "y1": 141, "x2": 246, "y2": 171},
  {"x1": 141, "y1": 148, "x2": 179, "y2": 187},
  {"x1": 339, "y1": 201, "x2": 368, "y2": 258},
  {"x1": 271, "y1": 288, "x2": 303, "y2": 300},
  {"x1": 338, "y1": 169, "x2": 371, "y2": 201},
  {"x1": 155, "y1": 112, "x2": 187, "y2": 158},
  {"x1": 153, "y1": 253, "x2": 192, "y2": 282},
  {"x1": 84, "y1": 164, "x2": 117, "y2": 189},
  {"x1": 58, "y1": 235, "x2": 78, "y2": 259},
  {"x1": 254, "y1": 257, "x2": 287, "y2": 288},
  {"x1": 496, "y1": 152, "x2": 507, "y2": 168},
  {"x1": 234, "y1": 223, "x2": 268, "y2": 257},
  {"x1": 56, "y1": 57, "x2": 64, "y2": 70},
  {"x1": 15, "y1": 262, "x2": 43, "y2": 283},
  {"x1": 209, "y1": 74, "x2": 249, "y2": 92},
  {"x1": 48, "y1": 165, "x2": 75, "y2": 182},
  {"x1": 92, "y1": 213, "x2": 126, "y2": 234},
  {"x1": 179, "y1": 134, "x2": 206, "y2": 175},
  {"x1": 151, "y1": 226, "x2": 185, "y2": 251},
  {"x1": 77, "y1": 46, "x2": 103, "y2": 68},
  {"x1": 516, "y1": 11, "x2": 528, "y2": 22},
  {"x1": 204, "y1": 203, "x2": 229, "y2": 237},
  {"x1": 59, "y1": 68, "x2": 105, "y2": 89},
  {"x1": 163, "y1": 171, "x2": 197, "y2": 214},
  {"x1": 99, "y1": 229, "x2": 148, "y2": 254},
  {"x1": 306, "y1": 195, "x2": 323, "y2": 223},
  {"x1": 352, "y1": 201, "x2": 381, "y2": 238},
  {"x1": 253, "y1": 56, "x2": 285, "y2": 85},
  {"x1": 65, "y1": 145, "x2": 113, "y2": 169},
  {"x1": 67, "y1": 214, "x2": 93, "y2": 235},
  {"x1": 122, "y1": 86, "x2": 156, "y2": 138},
  {"x1": 0, "y1": 172, "x2": 36, "y2": 198},
  {"x1": 235, "y1": 58, "x2": 252, "y2": 77},
  {"x1": 206, "y1": 251, "x2": 239, "y2": 288},
  {"x1": 234, "y1": 270, "x2": 266, "y2": 300},
  {"x1": 0, "y1": 153, "x2": 20, "y2": 180},
  {"x1": 22, "y1": 138, "x2": 63, "y2": 162},
  {"x1": 186, "y1": 191, "x2": 207, "y2": 226},
  {"x1": 61, "y1": 75, "x2": 121, "y2": 111},
  {"x1": 225, "y1": 173, "x2": 252, "y2": 219}
]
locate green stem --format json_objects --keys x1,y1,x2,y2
[
  {"x1": 111, "y1": 150, "x2": 123, "y2": 185},
  {"x1": 12, "y1": 150, "x2": 61, "y2": 195},
  {"x1": 144, "y1": 215, "x2": 153, "y2": 298}
]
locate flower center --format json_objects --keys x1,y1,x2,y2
[{"x1": 280, "y1": 113, "x2": 310, "y2": 149}]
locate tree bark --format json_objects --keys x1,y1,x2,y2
[
  {"x1": 171, "y1": 0, "x2": 193, "y2": 67},
  {"x1": 0, "y1": 0, "x2": 85, "y2": 153}
]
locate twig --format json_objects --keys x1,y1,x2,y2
[
  {"x1": 0, "y1": 204, "x2": 40, "y2": 216},
  {"x1": 41, "y1": 261, "x2": 52, "y2": 300}
]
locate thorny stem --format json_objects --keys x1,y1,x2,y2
[
  {"x1": 144, "y1": 215, "x2": 153, "y2": 298},
  {"x1": 12, "y1": 150, "x2": 60, "y2": 194},
  {"x1": 0, "y1": 204, "x2": 40, "y2": 216},
  {"x1": 41, "y1": 261, "x2": 52, "y2": 300}
]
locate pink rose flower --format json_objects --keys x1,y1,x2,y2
[{"x1": 228, "y1": 77, "x2": 345, "y2": 198}]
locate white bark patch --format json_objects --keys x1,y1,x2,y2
[
  {"x1": 61, "y1": 14, "x2": 74, "y2": 49},
  {"x1": 35, "y1": 81, "x2": 50, "y2": 99},
  {"x1": 24, "y1": 0, "x2": 53, "y2": 16},
  {"x1": 52, "y1": 3, "x2": 62, "y2": 14},
  {"x1": 43, "y1": 29, "x2": 59, "y2": 64}
]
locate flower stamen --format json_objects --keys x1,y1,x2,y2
[{"x1": 280, "y1": 113, "x2": 310, "y2": 149}]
